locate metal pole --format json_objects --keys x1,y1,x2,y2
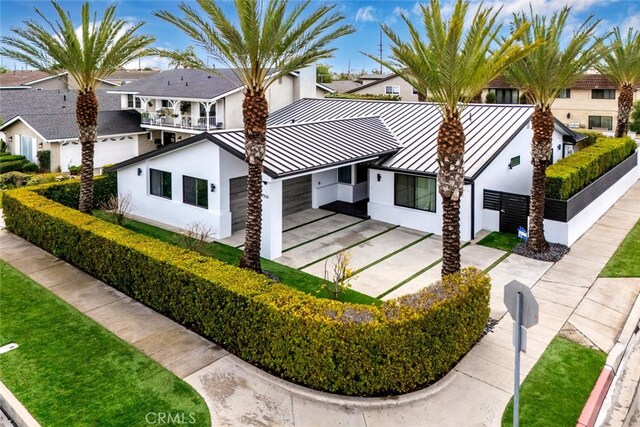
[{"x1": 514, "y1": 292, "x2": 522, "y2": 427}]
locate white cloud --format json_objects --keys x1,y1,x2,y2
[
  {"x1": 355, "y1": 6, "x2": 376, "y2": 22},
  {"x1": 124, "y1": 56, "x2": 171, "y2": 70},
  {"x1": 619, "y1": 13, "x2": 640, "y2": 32},
  {"x1": 394, "y1": 6, "x2": 409, "y2": 17}
]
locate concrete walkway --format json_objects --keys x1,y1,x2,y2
[{"x1": 1, "y1": 181, "x2": 639, "y2": 426}]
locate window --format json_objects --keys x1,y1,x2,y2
[
  {"x1": 591, "y1": 89, "x2": 615, "y2": 99},
  {"x1": 127, "y1": 94, "x2": 141, "y2": 108},
  {"x1": 161, "y1": 99, "x2": 169, "y2": 107},
  {"x1": 412, "y1": 87, "x2": 419, "y2": 94},
  {"x1": 385, "y1": 85, "x2": 400, "y2": 95},
  {"x1": 588, "y1": 115, "x2": 613, "y2": 130},
  {"x1": 394, "y1": 174, "x2": 436, "y2": 212},
  {"x1": 182, "y1": 176, "x2": 208, "y2": 208},
  {"x1": 557, "y1": 89, "x2": 571, "y2": 99},
  {"x1": 338, "y1": 165, "x2": 352, "y2": 184},
  {"x1": 509, "y1": 156, "x2": 521, "y2": 169},
  {"x1": 356, "y1": 163, "x2": 368, "y2": 183},
  {"x1": 150, "y1": 169, "x2": 172, "y2": 199},
  {"x1": 488, "y1": 88, "x2": 520, "y2": 104}
]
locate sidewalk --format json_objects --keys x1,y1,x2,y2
[{"x1": 1, "y1": 181, "x2": 639, "y2": 426}]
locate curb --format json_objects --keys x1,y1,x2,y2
[
  {"x1": 0, "y1": 380, "x2": 41, "y2": 427},
  {"x1": 577, "y1": 366, "x2": 614, "y2": 427},
  {"x1": 577, "y1": 291, "x2": 640, "y2": 427},
  {"x1": 231, "y1": 353, "x2": 458, "y2": 408}
]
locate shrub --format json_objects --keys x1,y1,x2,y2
[
  {"x1": 630, "y1": 101, "x2": 640, "y2": 134},
  {"x1": 2, "y1": 181, "x2": 491, "y2": 396},
  {"x1": 0, "y1": 171, "x2": 30, "y2": 189},
  {"x1": 325, "y1": 93, "x2": 402, "y2": 101},
  {"x1": 485, "y1": 92, "x2": 496, "y2": 103},
  {"x1": 68, "y1": 165, "x2": 81, "y2": 175},
  {"x1": 0, "y1": 139, "x2": 7, "y2": 153},
  {"x1": 37, "y1": 150, "x2": 51, "y2": 172},
  {"x1": 178, "y1": 221, "x2": 215, "y2": 252},
  {"x1": 0, "y1": 159, "x2": 27, "y2": 173},
  {"x1": 546, "y1": 136, "x2": 637, "y2": 200},
  {"x1": 0, "y1": 154, "x2": 26, "y2": 163},
  {"x1": 21, "y1": 162, "x2": 39, "y2": 173},
  {"x1": 99, "y1": 192, "x2": 133, "y2": 226},
  {"x1": 36, "y1": 173, "x2": 116, "y2": 209},
  {"x1": 575, "y1": 130, "x2": 606, "y2": 149}
]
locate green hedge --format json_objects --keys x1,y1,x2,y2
[
  {"x1": 0, "y1": 155, "x2": 26, "y2": 163},
  {"x1": 35, "y1": 173, "x2": 116, "y2": 209},
  {"x1": 0, "y1": 160, "x2": 28, "y2": 174},
  {"x1": 546, "y1": 137, "x2": 637, "y2": 200},
  {"x1": 3, "y1": 180, "x2": 491, "y2": 396}
]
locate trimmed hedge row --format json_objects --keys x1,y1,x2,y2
[
  {"x1": 546, "y1": 136, "x2": 637, "y2": 200},
  {"x1": 35, "y1": 173, "x2": 117, "y2": 209},
  {"x1": 3, "y1": 179, "x2": 491, "y2": 396},
  {"x1": 0, "y1": 155, "x2": 26, "y2": 163}
]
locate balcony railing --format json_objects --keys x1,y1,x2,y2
[{"x1": 141, "y1": 113, "x2": 221, "y2": 131}]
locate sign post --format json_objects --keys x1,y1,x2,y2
[{"x1": 504, "y1": 280, "x2": 539, "y2": 427}]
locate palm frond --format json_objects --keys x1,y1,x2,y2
[{"x1": 595, "y1": 27, "x2": 640, "y2": 86}]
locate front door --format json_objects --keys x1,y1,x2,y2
[
  {"x1": 499, "y1": 192, "x2": 529, "y2": 234},
  {"x1": 163, "y1": 132, "x2": 176, "y2": 145}
]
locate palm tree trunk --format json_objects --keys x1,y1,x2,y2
[
  {"x1": 615, "y1": 83, "x2": 634, "y2": 138},
  {"x1": 527, "y1": 105, "x2": 554, "y2": 253},
  {"x1": 239, "y1": 90, "x2": 269, "y2": 273},
  {"x1": 77, "y1": 90, "x2": 98, "y2": 213},
  {"x1": 437, "y1": 113, "x2": 465, "y2": 276}
]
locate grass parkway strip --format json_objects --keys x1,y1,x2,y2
[
  {"x1": 297, "y1": 224, "x2": 401, "y2": 270},
  {"x1": 0, "y1": 260, "x2": 210, "y2": 427},
  {"x1": 376, "y1": 241, "x2": 472, "y2": 299}
]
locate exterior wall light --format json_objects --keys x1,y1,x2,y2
[
  {"x1": 377, "y1": 173, "x2": 382, "y2": 182},
  {"x1": 137, "y1": 168, "x2": 142, "y2": 176},
  {"x1": 210, "y1": 183, "x2": 216, "y2": 192}
]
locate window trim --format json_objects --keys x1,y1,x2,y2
[
  {"x1": 393, "y1": 173, "x2": 437, "y2": 213},
  {"x1": 385, "y1": 85, "x2": 400, "y2": 95},
  {"x1": 149, "y1": 168, "x2": 172, "y2": 199},
  {"x1": 588, "y1": 115, "x2": 613, "y2": 130},
  {"x1": 591, "y1": 89, "x2": 615, "y2": 100},
  {"x1": 182, "y1": 175, "x2": 209, "y2": 209}
]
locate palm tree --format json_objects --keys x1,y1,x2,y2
[
  {"x1": 1, "y1": 2, "x2": 154, "y2": 213},
  {"x1": 504, "y1": 7, "x2": 605, "y2": 254},
  {"x1": 155, "y1": 0, "x2": 354, "y2": 273},
  {"x1": 596, "y1": 27, "x2": 640, "y2": 137},
  {"x1": 368, "y1": 0, "x2": 536, "y2": 276}
]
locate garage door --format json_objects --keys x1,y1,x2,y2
[
  {"x1": 229, "y1": 175, "x2": 312, "y2": 233},
  {"x1": 60, "y1": 138, "x2": 138, "y2": 172},
  {"x1": 283, "y1": 175, "x2": 311, "y2": 216},
  {"x1": 230, "y1": 176, "x2": 247, "y2": 233}
]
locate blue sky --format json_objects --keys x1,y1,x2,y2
[{"x1": 1, "y1": 0, "x2": 639, "y2": 74}]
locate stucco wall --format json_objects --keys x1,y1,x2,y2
[
  {"x1": 350, "y1": 75, "x2": 419, "y2": 101},
  {"x1": 59, "y1": 134, "x2": 144, "y2": 172}
]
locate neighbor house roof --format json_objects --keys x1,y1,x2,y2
[
  {"x1": 0, "y1": 89, "x2": 122, "y2": 124},
  {"x1": 347, "y1": 74, "x2": 399, "y2": 93},
  {"x1": 108, "y1": 116, "x2": 400, "y2": 178},
  {"x1": 0, "y1": 70, "x2": 67, "y2": 88},
  {"x1": 487, "y1": 74, "x2": 639, "y2": 91},
  {"x1": 0, "y1": 110, "x2": 143, "y2": 141},
  {"x1": 102, "y1": 69, "x2": 162, "y2": 85},
  {"x1": 107, "y1": 68, "x2": 246, "y2": 100},
  {"x1": 267, "y1": 98, "x2": 582, "y2": 179},
  {"x1": 325, "y1": 80, "x2": 363, "y2": 93}
]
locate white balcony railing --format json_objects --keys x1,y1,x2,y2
[{"x1": 141, "y1": 113, "x2": 221, "y2": 131}]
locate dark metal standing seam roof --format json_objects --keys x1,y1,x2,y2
[
  {"x1": 209, "y1": 116, "x2": 400, "y2": 177},
  {"x1": 267, "y1": 98, "x2": 535, "y2": 178}
]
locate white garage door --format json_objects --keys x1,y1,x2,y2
[{"x1": 60, "y1": 137, "x2": 138, "y2": 172}]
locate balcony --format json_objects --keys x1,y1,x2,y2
[{"x1": 141, "y1": 113, "x2": 221, "y2": 131}]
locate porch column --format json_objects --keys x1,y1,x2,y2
[
  {"x1": 200, "y1": 101, "x2": 214, "y2": 131},
  {"x1": 260, "y1": 179, "x2": 283, "y2": 260}
]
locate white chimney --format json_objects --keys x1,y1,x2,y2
[{"x1": 295, "y1": 63, "x2": 317, "y2": 100}]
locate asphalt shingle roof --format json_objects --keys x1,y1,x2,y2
[
  {"x1": 107, "y1": 68, "x2": 245, "y2": 100},
  {"x1": 267, "y1": 98, "x2": 536, "y2": 178},
  {"x1": 0, "y1": 89, "x2": 142, "y2": 140},
  {"x1": 0, "y1": 70, "x2": 62, "y2": 87}
]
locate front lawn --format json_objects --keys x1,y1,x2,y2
[
  {"x1": 0, "y1": 261, "x2": 210, "y2": 427},
  {"x1": 478, "y1": 231, "x2": 523, "y2": 252},
  {"x1": 502, "y1": 337, "x2": 605, "y2": 427},
  {"x1": 600, "y1": 219, "x2": 640, "y2": 277},
  {"x1": 93, "y1": 211, "x2": 380, "y2": 306}
]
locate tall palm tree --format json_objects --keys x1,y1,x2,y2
[
  {"x1": 596, "y1": 27, "x2": 640, "y2": 137},
  {"x1": 504, "y1": 7, "x2": 605, "y2": 254},
  {"x1": 155, "y1": 0, "x2": 354, "y2": 273},
  {"x1": 368, "y1": 0, "x2": 536, "y2": 276},
  {"x1": 1, "y1": 2, "x2": 154, "y2": 213}
]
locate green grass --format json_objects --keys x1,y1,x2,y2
[
  {"x1": 600, "y1": 219, "x2": 640, "y2": 277},
  {"x1": 93, "y1": 211, "x2": 380, "y2": 306},
  {"x1": 478, "y1": 231, "x2": 523, "y2": 252},
  {"x1": 502, "y1": 337, "x2": 606, "y2": 427},
  {"x1": 0, "y1": 260, "x2": 210, "y2": 427}
]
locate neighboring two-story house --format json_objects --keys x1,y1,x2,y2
[
  {"x1": 106, "y1": 66, "x2": 331, "y2": 147},
  {"x1": 483, "y1": 73, "x2": 640, "y2": 132},
  {"x1": 344, "y1": 73, "x2": 420, "y2": 101}
]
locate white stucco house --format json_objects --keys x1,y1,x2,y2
[{"x1": 108, "y1": 98, "x2": 585, "y2": 260}]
